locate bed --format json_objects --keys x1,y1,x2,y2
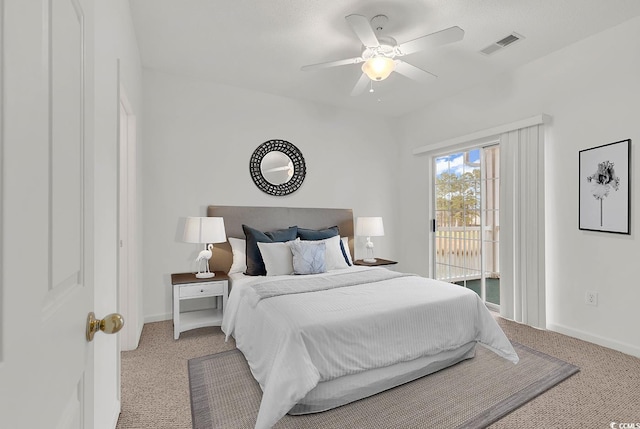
[{"x1": 209, "y1": 206, "x2": 518, "y2": 429}]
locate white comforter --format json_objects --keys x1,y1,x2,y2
[{"x1": 222, "y1": 267, "x2": 518, "y2": 429}]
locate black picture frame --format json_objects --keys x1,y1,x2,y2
[
  {"x1": 579, "y1": 139, "x2": 631, "y2": 234},
  {"x1": 249, "y1": 139, "x2": 306, "y2": 196}
]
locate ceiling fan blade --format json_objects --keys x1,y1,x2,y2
[
  {"x1": 350, "y1": 73, "x2": 370, "y2": 96},
  {"x1": 394, "y1": 60, "x2": 437, "y2": 83},
  {"x1": 345, "y1": 14, "x2": 380, "y2": 48},
  {"x1": 398, "y1": 26, "x2": 464, "y2": 56},
  {"x1": 301, "y1": 56, "x2": 363, "y2": 71}
]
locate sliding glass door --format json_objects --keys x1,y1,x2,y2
[{"x1": 433, "y1": 145, "x2": 500, "y2": 308}]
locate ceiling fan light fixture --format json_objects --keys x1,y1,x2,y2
[{"x1": 361, "y1": 56, "x2": 395, "y2": 81}]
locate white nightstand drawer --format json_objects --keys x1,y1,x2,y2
[
  {"x1": 179, "y1": 282, "x2": 224, "y2": 298},
  {"x1": 172, "y1": 272, "x2": 229, "y2": 339}
]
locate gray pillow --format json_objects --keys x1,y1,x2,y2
[
  {"x1": 289, "y1": 240, "x2": 326, "y2": 275},
  {"x1": 242, "y1": 225, "x2": 298, "y2": 276},
  {"x1": 297, "y1": 226, "x2": 339, "y2": 240}
]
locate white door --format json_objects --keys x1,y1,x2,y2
[{"x1": 1, "y1": 1, "x2": 105, "y2": 428}]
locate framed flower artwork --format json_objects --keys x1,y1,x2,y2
[{"x1": 579, "y1": 139, "x2": 631, "y2": 234}]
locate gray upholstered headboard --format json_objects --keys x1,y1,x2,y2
[{"x1": 207, "y1": 205, "x2": 355, "y2": 273}]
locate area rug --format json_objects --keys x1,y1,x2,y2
[{"x1": 188, "y1": 342, "x2": 578, "y2": 429}]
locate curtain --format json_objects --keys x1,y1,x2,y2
[{"x1": 499, "y1": 124, "x2": 545, "y2": 328}]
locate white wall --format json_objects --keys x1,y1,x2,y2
[
  {"x1": 141, "y1": 69, "x2": 399, "y2": 321},
  {"x1": 94, "y1": 1, "x2": 143, "y2": 428},
  {"x1": 397, "y1": 17, "x2": 640, "y2": 357}
]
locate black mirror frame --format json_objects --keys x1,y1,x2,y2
[{"x1": 249, "y1": 139, "x2": 306, "y2": 196}]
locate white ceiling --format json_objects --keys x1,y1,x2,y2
[{"x1": 129, "y1": 0, "x2": 640, "y2": 117}]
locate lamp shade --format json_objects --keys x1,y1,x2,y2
[
  {"x1": 183, "y1": 217, "x2": 226, "y2": 244},
  {"x1": 361, "y1": 57, "x2": 395, "y2": 81},
  {"x1": 356, "y1": 217, "x2": 385, "y2": 237}
]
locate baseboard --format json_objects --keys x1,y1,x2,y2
[
  {"x1": 547, "y1": 322, "x2": 640, "y2": 358},
  {"x1": 136, "y1": 319, "x2": 144, "y2": 347},
  {"x1": 110, "y1": 400, "x2": 121, "y2": 429},
  {"x1": 144, "y1": 312, "x2": 172, "y2": 323},
  {"x1": 122, "y1": 321, "x2": 144, "y2": 351},
  {"x1": 98, "y1": 400, "x2": 120, "y2": 429}
]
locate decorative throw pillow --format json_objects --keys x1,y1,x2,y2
[
  {"x1": 243, "y1": 225, "x2": 298, "y2": 276},
  {"x1": 302, "y1": 235, "x2": 349, "y2": 270},
  {"x1": 341, "y1": 237, "x2": 353, "y2": 266},
  {"x1": 289, "y1": 240, "x2": 326, "y2": 275},
  {"x1": 297, "y1": 226, "x2": 351, "y2": 266},
  {"x1": 257, "y1": 241, "x2": 294, "y2": 276},
  {"x1": 228, "y1": 237, "x2": 247, "y2": 274}
]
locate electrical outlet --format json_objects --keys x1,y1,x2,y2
[{"x1": 585, "y1": 291, "x2": 598, "y2": 306}]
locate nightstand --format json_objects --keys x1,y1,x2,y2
[
  {"x1": 353, "y1": 258, "x2": 398, "y2": 267},
  {"x1": 171, "y1": 272, "x2": 229, "y2": 340}
]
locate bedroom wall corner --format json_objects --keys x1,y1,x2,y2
[
  {"x1": 395, "y1": 123, "x2": 432, "y2": 278},
  {"x1": 396, "y1": 16, "x2": 640, "y2": 357}
]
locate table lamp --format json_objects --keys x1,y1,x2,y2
[
  {"x1": 183, "y1": 217, "x2": 226, "y2": 278},
  {"x1": 356, "y1": 217, "x2": 384, "y2": 263}
]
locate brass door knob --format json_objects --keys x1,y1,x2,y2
[{"x1": 86, "y1": 312, "x2": 124, "y2": 342}]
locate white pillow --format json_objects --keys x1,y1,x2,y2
[
  {"x1": 341, "y1": 237, "x2": 353, "y2": 265},
  {"x1": 305, "y1": 235, "x2": 349, "y2": 271},
  {"x1": 257, "y1": 241, "x2": 294, "y2": 276},
  {"x1": 228, "y1": 237, "x2": 247, "y2": 274},
  {"x1": 289, "y1": 239, "x2": 326, "y2": 275}
]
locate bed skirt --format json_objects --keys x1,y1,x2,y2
[{"x1": 289, "y1": 341, "x2": 477, "y2": 415}]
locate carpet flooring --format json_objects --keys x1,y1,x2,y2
[
  {"x1": 116, "y1": 316, "x2": 640, "y2": 428},
  {"x1": 188, "y1": 342, "x2": 578, "y2": 429}
]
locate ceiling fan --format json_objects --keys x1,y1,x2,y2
[{"x1": 301, "y1": 14, "x2": 464, "y2": 96}]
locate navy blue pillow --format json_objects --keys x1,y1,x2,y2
[
  {"x1": 297, "y1": 226, "x2": 352, "y2": 266},
  {"x1": 265, "y1": 226, "x2": 298, "y2": 242},
  {"x1": 243, "y1": 225, "x2": 298, "y2": 276},
  {"x1": 297, "y1": 226, "x2": 339, "y2": 240}
]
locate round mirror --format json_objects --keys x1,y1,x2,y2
[
  {"x1": 260, "y1": 151, "x2": 293, "y2": 185},
  {"x1": 249, "y1": 140, "x2": 306, "y2": 196}
]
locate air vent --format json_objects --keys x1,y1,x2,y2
[{"x1": 480, "y1": 32, "x2": 524, "y2": 55}]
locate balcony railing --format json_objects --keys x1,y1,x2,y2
[{"x1": 435, "y1": 226, "x2": 500, "y2": 281}]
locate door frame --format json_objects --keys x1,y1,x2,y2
[
  {"x1": 118, "y1": 80, "x2": 139, "y2": 351},
  {"x1": 0, "y1": 0, "x2": 4, "y2": 362}
]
